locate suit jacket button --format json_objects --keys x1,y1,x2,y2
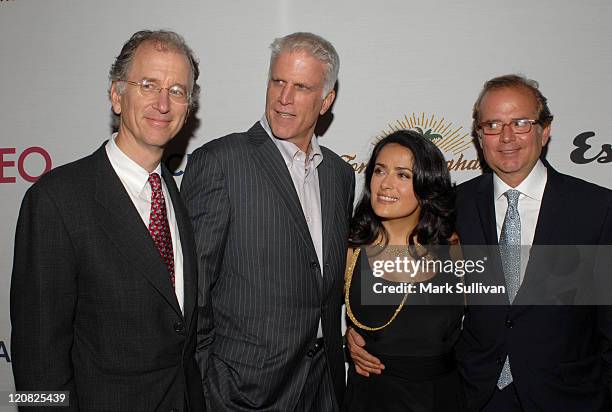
[
  {"x1": 505, "y1": 319, "x2": 513, "y2": 328},
  {"x1": 311, "y1": 261, "x2": 319, "y2": 270},
  {"x1": 173, "y1": 321, "x2": 185, "y2": 334},
  {"x1": 496, "y1": 357, "x2": 503, "y2": 365}
]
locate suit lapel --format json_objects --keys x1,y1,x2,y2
[
  {"x1": 475, "y1": 174, "x2": 498, "y2": 246},
  {"x1": 249, "y1": 123, "x2": 318, "y2": 252},
  {"x1": 476, "y1": 174, "x2": 510, "y2": 305},
  {"x1": 162, "y1": 166, "x2": 195, "y2": 328},
  {"x1": 515, "y1": 166, "x2": 566, "y2": 307},
  {"x1": 531, "y1": 167, "x2": 565, "y2": 246},
  {"x1": 92, "y1": 145, "x2": 183, "y2": 317},
  {"x1": 248, "y1": 122, "x2": 321, "y2": 291},
  {"x1": 318, "y1": 154, "x2": 340, "y2": 294}
]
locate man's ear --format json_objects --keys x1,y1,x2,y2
[
  {"x1": 540, "y1": 123, "x2": 552, "y2": 147},
  {"x1": 110, "y1": 82, "x2": 122, "y2": 115},
  {"x1": 320, "y1": 89, "x2": 336, "y2": 116}
]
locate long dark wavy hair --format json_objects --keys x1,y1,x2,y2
[{"x1": 349, "y1": 130, "x2": 455, "y2": 247}]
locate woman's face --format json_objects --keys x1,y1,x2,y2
[{"x1": 370, "y1": 143, "x2": 420, "y2": 226}]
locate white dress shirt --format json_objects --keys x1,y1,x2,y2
[
  {"x1": 105, "y1": 134, "x2": 184, "y2": 313},
  {"x1": 493, "y1": 159, "x2": 547, "y2": 283}
]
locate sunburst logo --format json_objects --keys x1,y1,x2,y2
[{"x1": 382, "y1": 112, "x2": 481, "y2": 172}]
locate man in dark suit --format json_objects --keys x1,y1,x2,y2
[
  {"x1": 347, "y1": 74, "x2": 612, "y2": 411},
  {"x1": 181, "y1": 32, "x2": 354, "y2": 411},
  {"x1": 455, "y1": 74, "x2": 612, "y2": 411},
  {"x1": 11, "y1": 30, "x2": 204, "y2": 411}
]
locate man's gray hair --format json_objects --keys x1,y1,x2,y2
[
  {"x1": 109, "y1": 29, "x2": 200, "y2": 111},
  {"x1": 269, "y1": 32, "x2": 339, "y2": 97}
]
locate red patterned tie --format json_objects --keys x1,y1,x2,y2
[{"x1": 148, "y1": 173, "x2": 175, "y2": 286}]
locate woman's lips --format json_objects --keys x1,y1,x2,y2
[{"x1": 377, "y1": 194, "x2": 398, "y2": 204}]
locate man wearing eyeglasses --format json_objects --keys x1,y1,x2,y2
[
  {"x1": 454, "y1": 74, "x2": 612, "y2": 411},
  {"x1": 347, "y1": 74, "x2": 612, "y2": 411},
  {"x1": 11, "y1": 30, "x2": 204, "y2": 411}
]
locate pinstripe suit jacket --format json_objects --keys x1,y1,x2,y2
[
  {"x1": 181, "y1": 122, "x2": 355, "y2": 411},
  {"x1": 11, "y1": 144, "x2": 203, "y2": 411}
]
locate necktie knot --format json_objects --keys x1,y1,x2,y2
[
  {"x1": 148, "y1": 173, "x2": 162, "y2": 193},
  {"x1": 504, "y1": 189, "x2": 520, "y2": 208}
]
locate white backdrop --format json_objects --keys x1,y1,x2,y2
[{"x1": 1, "y1": 1, "x2": 611, "y2": 409}]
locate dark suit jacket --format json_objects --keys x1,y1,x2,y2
[
  {"x1": 455, "y1": 162, "x2": 612, "y2": 411},
  {"x1": 10, "y1": 144, "x2": 204, "y2": 412},
  {"x1": 181, "y1": 122, "x2": 355, "y2": 411}
]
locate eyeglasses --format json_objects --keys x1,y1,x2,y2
[
  {"x1": 122, "y1": 79, "x2": 190, "y2": 104},
  {"x1": 479, "y1": 119, "x2": 539, "y2": 135}
]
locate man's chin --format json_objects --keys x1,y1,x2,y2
[{"x1": 270, "y1": 127, "x2": 292, "y2": 140}]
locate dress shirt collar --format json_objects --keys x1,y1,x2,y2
[
  {"x1": 260, "y1": 115, "x2": 323, "y2": 169},
  {"x1": 106, "y1": 133, "x2": 162, "y2": 197},
  {"x1": 493, "y1": 159, "x2": 547, "y2": 202}
]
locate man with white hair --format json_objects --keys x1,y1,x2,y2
[{"x1": 182, "y1": 32, "x2": 354, "y2": 411}]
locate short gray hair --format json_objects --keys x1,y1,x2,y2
[
  {"x1": 109, "y1": 29, "x2": 200, "y2": 111},
  {"x1": 269, "y1": 32, "x2": 339, "y2": 97}
]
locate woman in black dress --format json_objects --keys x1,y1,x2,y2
[{"x1": 343, "y1": 130, "x2": 466, "y2": 411}]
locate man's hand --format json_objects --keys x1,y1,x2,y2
[{"x1": 346, "y1": 327, "x2": 385, "y2": 377}]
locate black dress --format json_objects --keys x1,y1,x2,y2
[{"x1": 344, "y1": 248, "x2": 466, "y2": 412}]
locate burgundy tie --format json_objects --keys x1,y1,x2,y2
[{"x1": 148, "y1": 173, "x2": 175, "y2": 286}]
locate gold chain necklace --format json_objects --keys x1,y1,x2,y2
[{"x1": 344, "y1": 248, "x2": 409, "y2": 331}]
